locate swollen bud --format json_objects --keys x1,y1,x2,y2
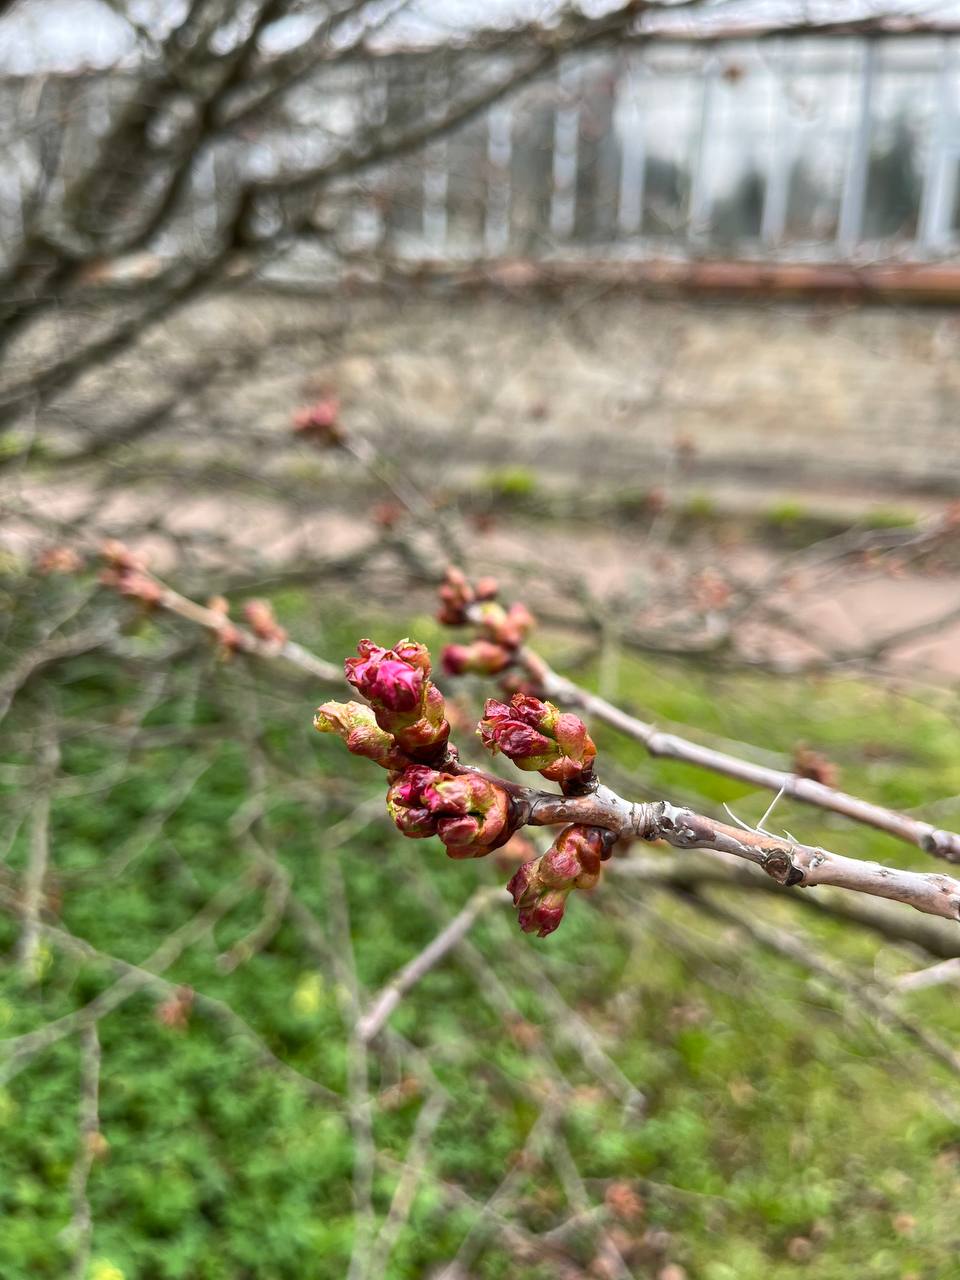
[
  {"x1": 291, "y1": 396, "x2": 345, "y2": 448},
  {"x1": 506, "y1": 825, "x2": 607, "y2": 936},
  {"x1": 436, "y1": 566, "x2": 475, "y2": 627},
  {"x1": 386, "y1": 765, "x2": 516, "y2": 858},
  {"x1": 99, "y1": 541, "x2": 162, "y2": 606},
  {"x1": 478, "y1": 694, "x2": 596, "y2": 785},
  {"x1": 206, "y1": 595, "x2": 244, "y2": 658},
  {"x1": 441, "y1": 641, "x2": 512, "y2": 677},
  {"x1": 473, "y1": 601, "x2": 534, "y2": 649},
  {"x1": 243, "y1": 599, "x2": 288, "y2": 647},
  {"x1": 345, "y1": 638, "x2": 449, "y2": 762},
  {"x1": 314, "y1": 701, "x2": 407, "y2": 771}
]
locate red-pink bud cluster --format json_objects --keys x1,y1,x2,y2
[
  {"x1": 35, "y1": 546, "x2": 83, "y2": 575},
  {"x1": 99, "y1": 542, "x2": 163, "y2": 606},
  {"x1": 441, "y1": 640, "x2": 513, "y2": 677},
  {"x1": 507, "y1": 825, "x2": 607, "y2": 936},
  {"x1": 437, "y1": 569, "x2": 535, "y2": 683},
  {"x1": 291, "y1": 396, "x2": 345, "y2": 448},
  {"x1": 479, "y1": 694, "x2": 596, "y2": 786},
  {"x1": 243, "y1": 599, "x2": 288, "y2": 647},
  {"x1": 316, "y1": 635, "x2": 613, "y2": 940},
  {"x1": 436, "y1": 567, "x2": 499, "y2": 627},
  {"x1": 345, "y1": 638, "x2": 450, "y2": 763},
  {"x1": 386, "y1": 765, "x2": 515, "y2": 859},
  {"x1": 473, "y1": 600, "x2": 534, "y2": 650},
  {"x1": 314, "y1": 700, "x2": 408, "y2": 771}
]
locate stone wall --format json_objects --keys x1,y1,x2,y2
[{"x1": 166, "y1": 285, "x2": 960, "y2": 520}]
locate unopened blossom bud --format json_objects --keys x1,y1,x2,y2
[
  {"x1": 243, "y1": 599, "x2": 288, "y2": 646},
  {"x1": 517, "y1": 889, "x2": 568, "y2": 938},
  {"x1": 436, "y1": 566, "x2": 474, "y2": 626},
  {"x1": 479, "y1": 694, "x2": 596, "y2": 785},
  {"x1": 345, "y1": 639, "x2": 449, "y2": 762},
  {"x1": 473, "y1": 600, "x2": 534, "y2": 649},
  {"x1": 36, "y1": 546, "x2": 83, "y2": 575},
  {"x1": 314, "y1": 700, "x2": 407, "y2": 771},
  {"x1": 98, "y1": 541, "x2": 162, "y2": 607},
  {"x1": 102, "y1": 567, "x2": 162, "y2": 607},
  {"x1": 386, "y1": 766, "x2": 514, "y2": 858},
  {"x1": 441, "y1": 640, "x2": 512, "y2": 677},
  {"x1": 100, "y1": 540, "x2": 146, "y2": 573},
  {"x1": 346, "y1": 638, "x2": 423, "y2": 711},
  {"x1": 291, "y1": 396, "x2": 345, "y2": 447},
  {"x1": 540, "y1": 825, "x2": 606, "y2": 890},
  {"x1": 206, "y1": 595, "x2": 243, "y2": 655},
  {"x1": 474, "y1": 576, "x2": 499, "y2": 601},
  {"x1": 506, "y1": 825, "x2": 607, "y2": 936}
]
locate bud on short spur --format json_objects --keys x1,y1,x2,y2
[
  {"x1": 243, "y1": 599, "x2": 287, "y2": 647},
  {"x1": 436, "y1": 566, "x2": 475, "y2": 627},
  {"x1": 506, "y1": 825, "x2": 607, "y2": 937},
  {"x1": 207, "y1": 595, "x2": 244, "y2": 657},
  {"x1": 441, "y1": 640, "x2": 512, "y2": 677},
  {"x1": 344, "y1": 638, "x2": 450, "y2": 762},
  {"x1": 99, "y1": 542, "x2": 161, "y2": 605},
  {"x1": 473, "y1": 600, "x2": 534, "y2": 649},
  {"x1": 386, "y1": 765, "x2": 515, "y2": 858},
  {"x1": 346, "y1": 638, "x2": 425, "y2": 712},
  {"x1": 291, "y1": 396, "x2": 345, "y2": 448},
  {"x1": 478, "y1": 694, "x2": 596, "y2": 785}
]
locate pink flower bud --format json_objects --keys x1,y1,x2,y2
[
  {"x1": 436, "y1": 566, "x2": 474, "y2": 626},
  {"x1": 102, "y1": 568, "x2": 162, "y2": 607},
  {"x1": 392, "y1": 638, "x2": 432, "y2": 675},
  {"x1": 478, "y1": 695, "x2": 596, "y2": 784},
  {"x1": 390, "y1": 765, "x2": 436, "y2": 805},
  {"x1": 243, "y1": 599, "x2": 287, "y2": 646},
  {"x1": 205, "y1": 596, "x2": 244, "y2": 656},
  {"x1": 473, "y1": 601, "x2": 534, "y2": 649},
  {"x1": 344, "y1": 639, "x2": 449, "y2": 762},
  {"x1": 291, "y1": 396, "x2": 345, "y2": 448},
  {"x1": 100, "y1": 540, "x2": 146, "y2": 573},
  {"x1": 441, "y1": 641, "x2": 512, "y2": 677},
  {"x1": 505, "y1": 825, "x2": 607, "y2": 937},
  {"x1": 314, "y1": 701, "x2": 407, "y2": 771},
  {"x1": 505, "y1": 860, "x2": 535, "y2": 904},
  {"x1": 517, "y1": 890, "x2": 567, "y2": 937},
  {"x1": 374, "y1": 659, "x2": 423, "y2": 711},
  {"x1": 36, "y1": 546, "x2": 83, "y2": 575},
  {"x1": 387, "y1": 766, "x2": 514, "y2": 858},
  {"x1": 345, "y1": 639, "x2": 424, "y2": 712}
]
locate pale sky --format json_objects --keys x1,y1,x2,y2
[{"x1": 0, "y1": 0, "x2": 958, "y2": 74}]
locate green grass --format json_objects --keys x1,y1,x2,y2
[{"x1": 2, "y1": 593, "x2": 960, "y2": 1279}]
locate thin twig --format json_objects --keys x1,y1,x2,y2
[
  {"x1": 358, "y1": 887, "x2": 505, "y2": 1043},
  {"x1": 0, "y1": 871, "x2": 258, "y2": 1084},
  {"x1": 62, "y1": 1025, "x2": 101, "y2": 1280},
  {"x1": 17, "y1": 726, "x2": 59, "y2": 983},
  {"x1": 488, "y1": 624, "x2": 960, "y2": 864},
  {"x1": 367, "y1": 1091, "x2": 447, "y2": 1277}
]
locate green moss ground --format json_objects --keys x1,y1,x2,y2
[{"x1": 1, "y1": 592, "x2": 959, "y2": 1279}]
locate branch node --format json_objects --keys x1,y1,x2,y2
[{"x1": 760, "y1": 846, "x2": 805, "y2": 887}]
